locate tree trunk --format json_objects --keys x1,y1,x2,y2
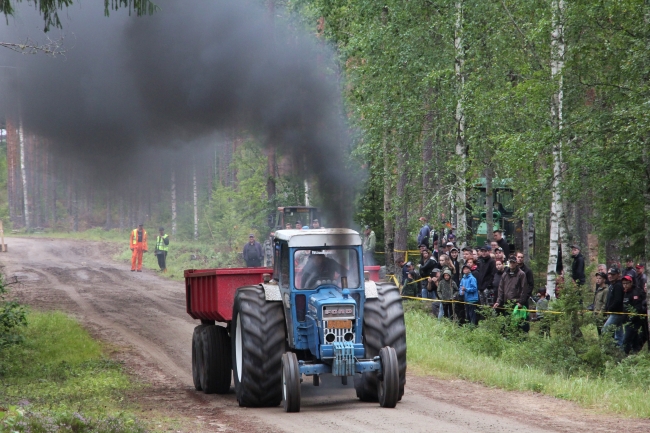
[
  {"x1": 547, "y1": 0, "x2": 566, "y2": 298},
  {"x1": 171, "y1": 170, "x2": 177, "y2": 236},
  {"x1": 454, "y1": 0, "x2": 467, "y2": 247},
  {"x1": 18, "y1": 119, "x2": 30, "y2": 230},
  {"x1": 524, "y1": 212, "x2": 535, "y2": 263},
  {"x1": 485, "y1": 166, "x2": 494, "y2": 243},
  {"x1": 383, "y1": 137, "x2": 394, "y2": 267},
  {"x1": 105, "y1": 190, "x2": 112, "y2": 230},
  {"x1": 394, "y1": 144, "x2": 409, "y2": 265},
  {"x1": 193, "y1": 164, "x2": 199, "y2": 241}
]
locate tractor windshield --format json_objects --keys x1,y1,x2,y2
[{"x1": 294, "y1": 248, "x2": 360, "y2": 290}]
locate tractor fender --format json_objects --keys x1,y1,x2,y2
[
  {"x1": 364, "y1": 280, "x2": 378, "y2": 299},
  {"x1": 261, "y1": 283, "x2": 282, "y2": 301}
]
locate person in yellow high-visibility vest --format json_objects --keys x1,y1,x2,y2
[
  {"x1": 130, "y1": 223, "x2": 148, "y2": 272},
  {"x1": 155, "y1": 227, "x2": 170, "y2": 273}
]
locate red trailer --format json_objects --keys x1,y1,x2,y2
[{"x1": 185, "y1": 267, "x2": 272, "y2": 323}]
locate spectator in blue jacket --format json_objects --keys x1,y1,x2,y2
[{"x1": 460, "y1": 264, "x2": 479, "y2": 325}]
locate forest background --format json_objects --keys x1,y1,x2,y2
[{"x1": 1, "y1": 0, "x2": 650, "y2": 292}]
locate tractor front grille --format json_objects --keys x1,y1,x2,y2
[{"x1": 322, "y1": 323, "x2": 355, "y2": 344}]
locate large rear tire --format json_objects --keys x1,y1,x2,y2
[
  {"x1": 201, "y1": 325, "x2": 232, "y2": 394},
  {"x1": 232, "y1": 286, "x2": 286, "y2": 407},
  {"x1": 192, "y1": 324, "x2": 207, "y2": 391},
  {"x1": 354, "y1": 283, "x2": 407, "y2": 402}
]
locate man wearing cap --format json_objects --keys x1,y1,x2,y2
[
  {"x1": 295, "y1": 221, "x2": 302, "y2": 230},
  {"x1": 477, "y1": 244, "x2": 496, "y2": 305},
  {"x1": 622, "y1": 257, "x2": 637, "y2": 280},
  {"x1": 493, "y1": 229, "x2": 509, "y2": 258},
  {"x1": 402, "y1": 263, "x2": 420, "y2": 298},
  {"x1": 363, "y1": 226, "x2": 376, "y2": 266},
  {"x1": 242, "y1": 234, "x2": 263, "y2": 267},
  {"x1": 570, "y1": 245, "x2": 586, "y2": 286},
  {"x1": 602, "y1": 267, "x2": 625, "y2": 345},
  {"x1": 155, "y1": 227, "x2": 170, "y2": 273},
  {"x1": 494, "y1": 255, "x2": 529, "y2": 312},
  {"x1": 311, "y1": 219, "x2": 322, "y2": 229},
  {"x1": 130, "y1": 223, "x2": 148, "y2": 272},
  {"x1": 634, "y1": 263, "x2": 647, "y2": 292},
  {"x1": 592, "y1": 272, "x2": 609, "y2": 334},
  {"x1": 417, "y1": 217, "x2": 431, "y2": 249}
]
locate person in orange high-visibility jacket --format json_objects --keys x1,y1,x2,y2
[{"x1": 130, "y1": 223, "x2": 148, "y2": 272}]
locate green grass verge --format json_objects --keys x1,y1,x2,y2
[
  {"x1": 405, "y1": 306, "x2": 650, "y2": 418},
  {"x1": 0, "y1": 311, "x2": 147, "y2": 432}
]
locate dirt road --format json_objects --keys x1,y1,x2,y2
[{"x1": 2, "y1": 237, "x2": 648, "y2": 432}]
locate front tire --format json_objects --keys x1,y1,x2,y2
[
  {"x1": 354, "y1": 283, "x2": 407, "y2": 402},
  {"x1": 378, "y1": 346, "x2": 399, "y2": 408},
  {"x1": 282, "y1": 352, "x2": 301, "y2": 412},
  {"x1": 232, "y1": 286, "x2": 286, "y2": 407}
]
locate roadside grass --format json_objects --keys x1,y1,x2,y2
[
  {"x1": 0, "y1": 310, "x2": 147, "y2": 432},
  {"x1": 405, "y1": 306, "x2": 650, "y2": 418}
]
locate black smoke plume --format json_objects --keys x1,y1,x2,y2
[{"x1": 0, "y1": 1, "x2": 354, "y2": 226}]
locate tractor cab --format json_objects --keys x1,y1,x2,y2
[{"x1": 272, "y1": 229, "x2": 365, "y2": 360}]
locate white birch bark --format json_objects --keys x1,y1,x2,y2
[
  {"x1": 171, "y1": 170, "x2": 177, "y2": 236},
  {"x1": 547, "y1": 0, "x2": 566, "y2": 298},
  {"x1": 193, "y1": 165, "x2": 198, "y2": 241},
  {"x1": 454, "y1": 0, "x2": 467, "y2": 246},
  {"x1": 304, "y1": 179, "x2": 310, "y2": 206},
  {"x1": 18, "y1": 119, "x2": 29, "y2": 229}
]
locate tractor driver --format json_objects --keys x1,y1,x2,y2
[{"x1": 300, "y1": 252, "x2": 347, "y2": 289}]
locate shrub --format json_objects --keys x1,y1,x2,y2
[{"x1": 0, "y1": 273, "x2": 27, "y2": 349}]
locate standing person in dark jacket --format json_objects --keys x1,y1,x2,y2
[
  {"x1": 493, "y1": 229, "x2": 510, "y2": 258},
  {"x1": 634, "y1": 263, "x2": 647, "y2": 291},
  {"x1": 516, "y1": 251, "x2": 534, "y2": 295},
  {"x1": 570, "y1": 245, "x2": 586, "y2": 286},
  {"x1": 419, "y1": 249, "x2": 437, "y2": 298},
  {"x1": 449, "y1": 247, "x2": 461, "y2": 286},
  {"x1": 417, "y1": 217, "x2": 431, "y2": 249},
  {"x1": 622, "y1": 257, "x2": 637, "y2": 280},
  {"x1": 490, "y1": 259, "x2": 505, "y2": 306},
  {"x1": 621, "y1": 276, "x2": 647, "y2": 353},
  {"x1": 243, "y1": 234, "x2": 264, "y2": 267},
  {"x1": 602, "y1": 267, "x2": 625, "y2": 345},
  {"x1": 477, "y1": 244, "x2": 496, "y2": 305},
  {"x1": 494, "y1": 256, "x2": 530, "y2": 311}
]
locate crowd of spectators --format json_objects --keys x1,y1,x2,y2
[{"x1": 395, "y1": 218, "x2": 649, "y2": 353}]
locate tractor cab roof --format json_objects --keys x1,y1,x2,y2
[{"x1": 274, "y1": 229, "x2": 362, "y2": 248}]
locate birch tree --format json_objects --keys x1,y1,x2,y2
[
  {"x1": 547, "y1": 0, "x2": 566, "y2": 298},
  {"x1": 454, "y1": 0, "x2": 467, "y2": 246},
  {"x1": 171, "y1": 170, "x2": 177, "y2": 236},
  {"x1": 18, "y1": 119, "x2": 29, "y2": 230}
]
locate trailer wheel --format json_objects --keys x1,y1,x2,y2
[
  {"x1": 192, "y1": 324, "x2": 207, "y2": 391},
  {"x1": 201, "y1": 325, "x2": 232, "y2": 394},
  {"x1": 232, "y1": 286, "x2": 286, "y2": 407},
  {"x1": 377, "y1": 346, "x2": 399, "y2": 408},
  {"x1": 281, "y1": 352, "x2": 301, "y2": 412},
  {"x1": 354, "y1": 283, "x2": 407, "y2": 402}
]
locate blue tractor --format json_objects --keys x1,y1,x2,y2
[{"x1": 231, "y1": 228, "x2": 406, "y2": 412}]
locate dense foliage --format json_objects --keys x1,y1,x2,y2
[{"x1": 288, "y1": 0, "x2": 650, "y2": 263}]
